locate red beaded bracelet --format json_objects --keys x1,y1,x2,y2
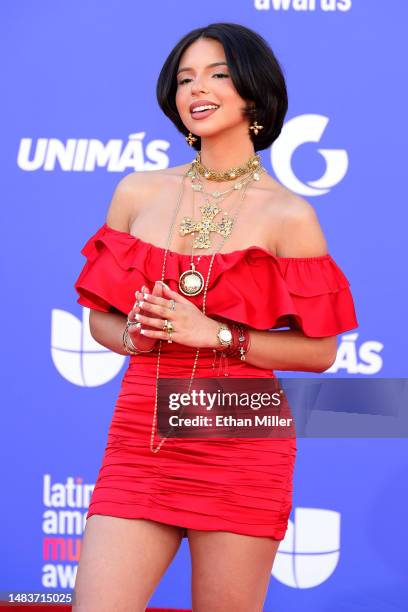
[{"x1": 222, "y1": 323, "x2": 251, "y2": 360}]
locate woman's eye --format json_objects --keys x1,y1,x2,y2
[{"x1": 178, "y1": 73, "x2": 229, "y2": 86}]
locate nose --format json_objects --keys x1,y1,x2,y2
[{"x1": 190, "y1": 75, "x2": 209, "y2": 95}]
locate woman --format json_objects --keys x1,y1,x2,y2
[{"x1": 73, "y1": 22, "x2": 358, "y2": 612}]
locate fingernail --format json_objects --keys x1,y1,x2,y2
[
  {"x1": 139, "y1": 300, "x2": 144, "y2": 308},
  {"x1": 143, "y1": 293, "x2": 149, "y2": 300},
  {"x1": 135, "y1": 313, "x2": 140, "y2": 320},
  {"x1": 140, "y1": 329, "x2": 146, "y2": 335}
]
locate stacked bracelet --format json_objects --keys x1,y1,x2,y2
[
  {"x1": 122, "y1": 321, "x2": 155, "y2": 355},
  {"x1": 215, "y1": 323, "x2": 251, "y2": 361},
  {"x1": 233, "y1": 323, "x2": 251, "y2": 361}
]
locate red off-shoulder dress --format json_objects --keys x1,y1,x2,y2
[{"x1": 74, "y1": 222, "x2": 358, "y2": 540}]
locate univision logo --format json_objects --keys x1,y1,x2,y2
[
  {"x1": 51, "y1": 307, "x2": 125, "y2": 386},
  {"x1": 273, "y1": 507, "x2": 341, "y2": 587}
]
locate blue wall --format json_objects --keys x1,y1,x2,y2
[{"x1": 1, "y1": 1, "x2": 407, "y2": 610}]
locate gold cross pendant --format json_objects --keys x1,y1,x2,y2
[{"x1": 179, "y1": 200, "x2": 233, "y2": 249}]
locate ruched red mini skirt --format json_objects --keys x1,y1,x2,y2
[{"x1": 86, "y1": 343, "x2": 297, "y2": 540}]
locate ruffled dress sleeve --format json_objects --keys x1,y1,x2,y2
[
  {"x1": 271, "y1": 254, "x2": 358, "y2": 337},
  {"x1": 74, "y1": 224, "x2": 137, "y2": 315},
  {"x1": 204, "y1": 249, "x2": 359, "y2": 338}
]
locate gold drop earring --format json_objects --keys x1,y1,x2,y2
[
  {"x1": 248, "y1": 105, "x2": 264, "y2": 136},
  {"x1": 186, "y1": 131, "x2": 197, "y2": 146},
  {"x1": 249, "y1": 120, "x2": 264, "y2": 136}
]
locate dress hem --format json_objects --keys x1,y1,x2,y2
[{"x1": 86, "y1": 506, "x2": 287, "y2": 541}]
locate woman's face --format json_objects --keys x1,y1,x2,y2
[{"x1": 175, "y1": 38, "x2": 251, "y2": 139}]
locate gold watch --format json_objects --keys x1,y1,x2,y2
[{"x1": 215, "y1": 323, "x2": 233, "y2": 351}]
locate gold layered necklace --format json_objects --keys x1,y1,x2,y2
[
  {"x1": 149, "y1": 153, "x2": 267, "y2": 453},
  {"x1": 150, "y1": 166, "x2": 253, "y2": 453},
  {"x1": 177, "y1": 152, "x2": 265, "y2": 296}
]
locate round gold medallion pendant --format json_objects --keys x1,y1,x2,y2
[{"x1": 179, "y1": 269, "x2": 205, "y2": 296}]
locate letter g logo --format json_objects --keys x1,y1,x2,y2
[{"x1": 271, "y1": 114, "x2": 349, "y2": 196}]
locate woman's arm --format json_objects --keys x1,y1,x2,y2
[
  {"x1": 231, "y1": 328, "x2": 338, "y2": 373},
  {"x1": 90, "y1": 310, "x2": 129, "y2": 355}
]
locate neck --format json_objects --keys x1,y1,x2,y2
[{"x1": 197, "y1": 127, "x2": 256, "y2": 171}]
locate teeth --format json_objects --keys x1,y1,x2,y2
[{"x1": 192, "y1": 104, "x2": 219, "y2": 113}]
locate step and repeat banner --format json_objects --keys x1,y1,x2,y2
[{"x1": 1, "y1": 1, "x2": 406, "y2": 610}]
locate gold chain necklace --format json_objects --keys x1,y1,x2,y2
[
  {"x1": 179, "y1": 180, "x2": 204, "y2": 296},
  {"x1": 182, "y1": 160, "x2": 264, "y2": 249},
  {"x1": 179, "y1": 167, "x2": 263, "y2": 296},
  {"x1": 193, "y1": 150, "x2": 261, "y2": 181},
  {"x1": 178, "y1": 165, "x2": 265, "y2": 295},
  {"x1": 150, "y1": 169, "x2": 252, "y2": 453},
  {"x1": 178, "y1": 158, "x2": 265, "y2": 294}
]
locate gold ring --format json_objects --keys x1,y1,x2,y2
[
  {"x1": 167, "y1": 329, "x2": 173, "y2": 343},
  {"x1": 163, "y1": 319, "x2": 169, "y2": 331}
]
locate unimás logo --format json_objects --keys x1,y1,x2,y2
[
  {"x1": 17, "y1": 132, "x2": 170, "y2": 172},
  {"x1": 51, "y1": 307, "x2": 125, "y2": 386},
  {"x1": 273, "y1": 507, "x2": 341, "y2": 588},
  {"x1": 271, "y1": 114, "x2": 349, "y2": 196},
  {"x1": 327, "y1": 332, "x2": 383, "y2": 375}
]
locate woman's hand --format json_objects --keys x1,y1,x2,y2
[
  {"x1": 126, "y1": 283, "x2": 164, "y2": 352},
  {"x1": 135, "y1": 281, "x2": 220, "y2": 349}
]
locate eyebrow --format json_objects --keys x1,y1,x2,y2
[{"x1": 176, "y1": 61, "x2": 228, "y2": 76}]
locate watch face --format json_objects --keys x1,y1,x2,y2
[{"x1": 219, "y1": 329, "x2": 232, "y2": 343}]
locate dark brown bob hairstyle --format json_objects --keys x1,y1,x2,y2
[{"x1": 156, "y1": 22, "x2": 288, "y2": 152}]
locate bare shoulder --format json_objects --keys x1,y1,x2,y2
[
  {"x1": 105, "y1": 171, "x2": 153, "y2": 232},
  {"x1": 105, "y1": 164, "x2": 190, "y2": 232},
  {"x1": 261, "y1": 176, "x2": 328, "y2": 258}
]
